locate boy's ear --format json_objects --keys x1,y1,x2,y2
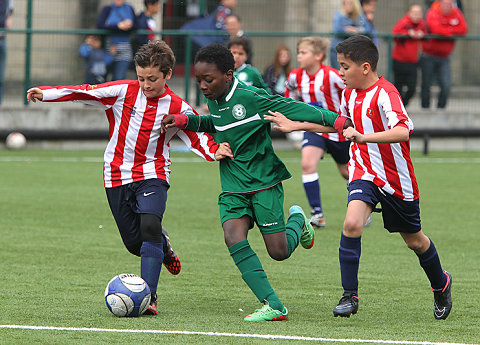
[
  {"x1": 225, "y1": 69, "x2": 234, "y2": 82},
  {"x1": 165, "y1": 68, "x2": 173, "y2": 80},
  {"x1": 361, "y1": 62, "x2": 371, "y2": 75}
]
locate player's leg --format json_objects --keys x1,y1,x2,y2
[
  {"x1": 301, "y1": 133, "x2": 326, "y2": 227},
  {"x1": 420, "y1": 54, "x2": 434, "y2": 109},
  {"x1": 220, "y1": 192, "x2": 287, "y2": 321},
  {"x1": 436, "y1": 57, "x2": 451, "y2": 109},
  {"x1": 400, "y1": 230, "x2": 451, "y2": 319},
  {"x1": 135, "y1": 179, "x2": 171, "y2": 315},
  {"x1": 333, "y1": 180, "x2": 375, "y2": 317},
  {"x1": 403, "y1": 62, "x2": 418, "y2": 106}
]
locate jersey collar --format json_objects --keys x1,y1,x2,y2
[{"x1": 224, "y1": 77, "x2": 239, "y2": 103}]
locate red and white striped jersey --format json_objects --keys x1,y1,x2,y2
[
  {"x1": 285, "y1": 65, "x2": 346, "y2": 142},
  {"x1": 40, "y1": 81, "x2": 219, "y2": 188},
  {"x1": 340, "y1": 77, "x2": 418, "y2": 201}
]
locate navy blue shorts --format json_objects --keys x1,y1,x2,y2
[
  {"x1": 347, "y1": 180, "x2": 421, "y2": 233},
  {"x1": 105, "y1": 178, "x2": 169, "y2": 246},
  {"x1": 302, "y1": 132, "x2": 350, "y2": 165}
]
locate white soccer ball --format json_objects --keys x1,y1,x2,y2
[
  {"x1": 5, "y1": 132, "x2": 27, "y2": 150},
  {"x1": 105, "y1": 273, "x2": 151, "y2": 317}
]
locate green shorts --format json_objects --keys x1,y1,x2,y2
[{"x1": 218, "y1": 183, "x2": 286, "y2": 234}]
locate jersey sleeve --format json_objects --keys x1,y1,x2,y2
[
  {"x1": 39, "y1": 83, "x2": 122, "y2": 109},
  {"x1": 379, "y1": 90, "x2": 414, "y2": 133},
  {"x1": 257, "y1": 92, "x2": 339, "y2": 127},
  {"x1": 184, "y1": 114, "x2": 217, "y2": 133},
  {"x1": 176, "y1": 104, "x2": 219, "y2": 161},
  {"x1": 284, "y1": 70, "x2": 299, "y2": 100}
]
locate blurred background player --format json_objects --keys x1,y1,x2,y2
[
  {"x1": 227, "y1": 36, "x2": 270, "y2": 91},
  {"x1": 263, "y1": 44, "x2": 292, "y2": 96},
  {"x1": 79, "y1": 34, "x2": 113, "y2": 84},
  {"x1": 27, "y1": 40, "x2": 233, "y2": 316},
  {"x1": 391, "y1": 4, "x2": 425, "y2": 107},
  {"x1": 285, "y1": 36, "x2": 349, "y2": 228}
]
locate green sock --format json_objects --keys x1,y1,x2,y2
[
  {"x1": 285, "y1": 212, "x2": 303, "y2": 257},
  {"x1": 228, "y1": 240, "x2": 284, "y2": 311}
]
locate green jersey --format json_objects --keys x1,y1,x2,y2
[
  {"x1": 234, "y1": 63, "x2": 270, "y2": 92},
  {"x1": 185, "y1": 78, "x2": 339, "y2": 193}
]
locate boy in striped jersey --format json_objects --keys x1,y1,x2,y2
[
  {"x1": 285, "y1": 36, "x2": 350, "y2": 228},
  {"x1": 266, "y1": 35, "x2": 452, "y2": 320},
  {"x1": 26, "y1": 40, "x2": 233, "y2": 316},
  {"x1": 162, "y1": 43, "x2": 348, "y2": 321}
]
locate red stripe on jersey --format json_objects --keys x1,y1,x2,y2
[
  {"x1": 131, "y1": 96, "x2": 159, "y2": 182},
  {"x1": 402, "y1": 141, "x2": 419, "y2": 199},
  {"x1": 308, "y1": 73, "x2": 317, "y2": 103},
  {"x1": 109, "y1": 83, "x2": 140, "y2": 187},
  {"x1": 106, "y1": 108, "x2": 115, "y2": 140}
]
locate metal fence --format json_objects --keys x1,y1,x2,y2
[{"x1": 2, "y1": 0, "x2": 480, "y2": 110}]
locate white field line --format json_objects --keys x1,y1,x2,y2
[
  {"x1": 0, "y1": 325, "x2": 476, "y2": 345},
  {"x1": 1, "y1": 157, "x2": 480, "y2": 164}
]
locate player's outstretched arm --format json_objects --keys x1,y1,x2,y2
[
  {"x1": 264, "y1": 111, "x2": 337, "y2": 133},
  {"x1": 343, "y1": 125, "x2": 409, "y2": 143},
  {"x1": 215, "y1": 142, "x2": 233, "y2": 160},
  {"x1": 26, "y1": 87, "x2": 44, "y2": 102}
]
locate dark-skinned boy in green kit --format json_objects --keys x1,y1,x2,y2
[{"x1": 162, "y1": 43, "x2": 348, "y2": 321}]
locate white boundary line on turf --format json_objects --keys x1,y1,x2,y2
[
  {"x1": 0, "y1": 325, "x2": 475, "y2": 345},
  {"x1": 1, "y1": 157, "x2": 480, "y2": 164}
]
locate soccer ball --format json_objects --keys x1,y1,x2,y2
[
  {"x1": 105, "y1": 273, "x2": 151, "y2": 317},
  {"x1": 5, "y1": 132, "x2": 27, "y2": 150}
]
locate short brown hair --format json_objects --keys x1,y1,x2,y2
[
  {"x1": 134, "y1": 40, "x2": 175, "y2": 76},
  {"x1": 336, "y1": 35, "x2": 378, "y2": 71}
]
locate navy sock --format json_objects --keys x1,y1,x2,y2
[
  {"x1": 416, "y1": 239, "x2": 447, "y2": 290},
  {"x1": 339, "y1": 233, "x2": 361, "y2": 295},
  {"x1": 140, "y1": 241, "x2": 164, "y2": 294},
  {"x1": 303, "y1": 173, "x2": 322, "y2": 212}
]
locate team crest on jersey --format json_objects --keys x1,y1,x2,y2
[
  {"x1": 232, "y1": 104, "x2": 246, "y2": 120},
  {"x1": 366, "y1": 108, "x2": 374, "y2": 119}
]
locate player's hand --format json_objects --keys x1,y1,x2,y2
[
  {"x1": 118, "y1": 19, "x2": 133, "y2": 31},
  {"x1": 26, "y1": 88, "x2": 44, "y2": 102},
  {"x1": 264, "y1": 111, "x2": 297, "y2": 133},
  {"x1": 215, "y1": 142, "x2": 233, "y2": 160},
  {"x1": 343, "y1": 127, "x2": 365, "y2": 143},
  {"x1": 161, "y1": 115, "x2": 176, "y2": 134}
]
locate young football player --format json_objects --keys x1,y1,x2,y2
[
  {"x1": 285, "y1": 36, "x2": 350, "y2": 228},
  {"x1": 227, "y1": 36, "x2": 270, "y2": 92},
  {"x1": 26, "y1": 40, "x2": 232, "y2": 316},
  {"x1": 161, "y1": 43, "x2": 348, "y2": 321},
  {"x1": 265, "y1": 35, "x2": 452, "y2": 320}
]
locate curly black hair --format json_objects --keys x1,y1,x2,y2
[{"x1": 194, "y1": 43, "x2": 235, "y2": 74}]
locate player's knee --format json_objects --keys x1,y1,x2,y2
[
  {"x1": 343, "y1": 218, "x2": 363, "y2": 236},
  {"x1": 267, "y1": 246, "x2": 289, "y2": 261},
  {"x1": 140, "y1": 214, "x2": 163, "y2": 243},
  {"x1": 125, "y1": 242, "x2": 142, "y2": 256},
  {"x1": 405, "y1": 238, "x2": 425, "y2": 253}
]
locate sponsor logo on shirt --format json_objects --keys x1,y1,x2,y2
[
  {"x1": 261, "y1": 222, "x2": 278, "y2": 227},
  {"x1": 218, "y1": 107, "x2": 230, "y2": 111},
  {"x1": 232, "y1": 104, "x2": 247, "y2": 120}
]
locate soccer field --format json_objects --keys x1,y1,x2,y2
[{"x1": 1, "y1": 149, "x2": 479, "y2": 345}]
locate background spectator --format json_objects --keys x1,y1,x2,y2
[
  {"x1": 225, "y1": 14, "x2": 252, "y2": 64},
  {"x1": 181, "y1": 0, "x2": 237, "y2": 50},
  {"x1": 132, "y1": 0, "x2": 160, "y2": 54},
  {"x1": 96, "y1": 0, "x2": 136, "y2": 81},
  {"x1": 79, "y1": 34, "x2": 114, "y2": 84},
  {"x1": 391, "y1": 4, "x2": 425, "y2": 106},
  {"x1": 330, "y1": 0, "x2": 364, "y2": 70},
  {"x1": 421, "y1": 0, "x2": 467, "y2": 109},
  {"x1": 0, "y1": 0, "x2": 13, "y2": 105},
  {"x1": 263, "y1": 44, "x2": 291, "y2": 96},
  {"x1": 360, "y1": 0, "x2": 378, "y2": 46}
]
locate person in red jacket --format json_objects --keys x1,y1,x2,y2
[
  {"x1": 392, "y1": 4, "x2": 425, "y2": 106},
  {"x1": 421, "y1": 0, "x2": 467, "y2": 109}
]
